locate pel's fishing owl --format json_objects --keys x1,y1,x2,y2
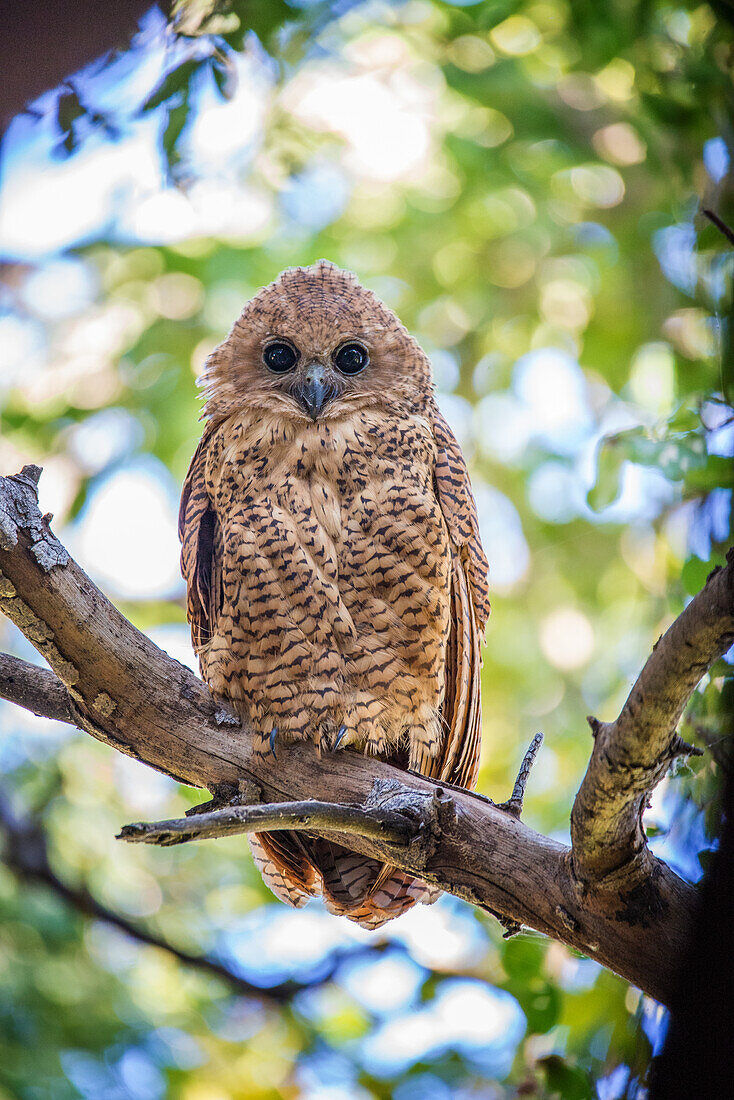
[{"x1": 179, "y1": 261, "x2": 489, "y2": 928}]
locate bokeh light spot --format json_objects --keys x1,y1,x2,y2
[{"x1": 540, "y1": 607, "x2": 595, "y2": 670}]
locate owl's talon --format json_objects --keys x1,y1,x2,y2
[
  {"x1": 269, "y1": 726, "x2": 278, "y2": 758},
  {"x1": 332, "y1": 724, "x2": 348, "y2": 752}
]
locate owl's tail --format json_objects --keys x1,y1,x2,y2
[{"x1": 248, "y1": 831, "x2": 439, "y2": 928}]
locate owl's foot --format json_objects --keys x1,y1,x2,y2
[
  {"x1": 333, "y1": 724, "x2": 348, "y2": 751},
  {"x1": 316, "y1": 723, "x2": 348, "y2": 755},
  {"x1": 253, "y1": 726, "x2": 279, "y2": 761}
]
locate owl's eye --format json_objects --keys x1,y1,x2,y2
[
  {"x1": 333, "y1": 342, "x2": 369, "y2": 376},
  {"x1": 263, "y1": 341, "x2": 298, "y2": 373}
]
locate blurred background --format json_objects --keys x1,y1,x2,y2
[{"x1": 0, "y1": 1, "x2": 732, "y2": 1097}]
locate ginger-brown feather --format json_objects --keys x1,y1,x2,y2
[{"x1": 179, "y1": 261, "x2": 489, "y2": 927}]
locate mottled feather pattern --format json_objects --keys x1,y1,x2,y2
[
  {"x1": 179, "y1": 260, "x2": 489, "y2": 927},
  {"x1": 428, "y1": 401, "x2": 491, "y2": 633}
]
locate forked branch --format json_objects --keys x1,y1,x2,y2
[
  {"x1": 572, "y1": 550, "x2": 733, "y2": 886},
  {"x1": 0, "y1": 465, "x2": 729, "y2": 1006}
]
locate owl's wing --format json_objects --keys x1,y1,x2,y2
[
  {"x1": 429, "y1": 402, "x2": 490, "y2": 630},
  {"x1": 179, "y1": 429, "x2": 322, "y2": 910},
  {"x1": 178, "y1": 426, "x2": 221, "y2": 657},
  {"x1": 428, "y1": 401, "x2": 490, "y2": 790}
]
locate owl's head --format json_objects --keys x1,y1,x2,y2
[{"x1": 201, "y1": 260, "x2": 433, "y2": 422}]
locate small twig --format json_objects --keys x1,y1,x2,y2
[
  {"x1": 668, "y1": 736, "x2": 704, "y2": 761},
  {"x1": 497, "y1": 733, "x2": 544, "y2": 819},
  {"x1": 118, "y1": 799, "x2": 418, "y2": 847},
  {"x1": 501, "y1": 919, "x2": 524, "y2": 939},
  {"x1": 702, "y1": 207, "x2": 734, "y2": 248}
]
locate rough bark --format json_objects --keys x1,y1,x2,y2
[
  {"x1": 571, "y1": 556, "x2": 732, "y2": 888},
  {"x1": 118, "y1": 798, "x2": 423, "y2": 847},
  {"x1": 0, "y1": 651, "x2": 75, "y2": 724},
  {"x1": 1, "y1": 466, "x2": 731, "y2": 1007}
]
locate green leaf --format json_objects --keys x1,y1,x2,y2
[
  {"x1": 681, "y1": 553, "x2": 726, "y2": 596},
  {"x1": 587, "y1": 435, "x2": 626, "y2": 510},
  {"x1": 666, "y1": 397, "x2": 703, "y2": 433},
  {"x1": 56, "y1": 90, "x2": 84, "y2": 134},
  {"x1": 588, "y1": 424, "x2": 710, "y2": 511},
  {"x1": 685, "y1": 455, "x2": 734, "y2": 491},
  {"x1": 502, "y1": 936, "x2": 546, "y2": 982},
  {"x1": 162, "y1": 99, "x2": 190, "y2": 179},
  {"x1": 516, "y1": 980, "x2": 562, "y2": 1034},
  {"x1": 226, "y1": 0, "x2": 296, "y2": 44},
  {"x1": 698, "y1": 848, "x2": 716, "y2": 874},
  {"x1": 539, "y1": 1056, "x2": 594, "y2": 1100},
  {"x1": 142, "y1": 59, "x2": 201, "y2": 113}
]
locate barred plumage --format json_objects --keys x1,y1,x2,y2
[{"x1": 179, "y1": 261, "x2": 489, "y2": 928}]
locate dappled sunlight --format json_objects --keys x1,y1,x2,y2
[
  {"x1": 386, "y1": 896, "x2": 489, "y2": 972},
  {"x1": 222, "y1": 906, "x2": 370, "y2": 985},
  {"x1": 361, "y1": 979, "x2": 526, "y2": 1076},
  {"x1": 1, "y1": 0, "x2": 731, "y2": 1094},
  {"x1": 337, "y1": 951, "x2": 425, "y2": 1016},
  {"x1": 283, "y1": 33, "x2": 442, "y2": 184},
  {"x1": 0, "y1": 127, "x2": 162, "y2": 257},
  {"x1": 68, "y1": 459, "x2": 183, "y2": 600},
  {"x1": 513, "y1": 347, "x2": 595, "y2": 453},
  {"x1": 539, "y1": 606, "x2": 595, "y2": 671},
  {"x1": 473, "y1": 485, "x2": 530, "y2": 592}
]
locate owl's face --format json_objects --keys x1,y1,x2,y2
[
  {"x1": 257, "y1": 331, "x2": 371, "y2": 420},
  {"x1": 202, "y1": 260, "x2": 433, "y2": 423}
]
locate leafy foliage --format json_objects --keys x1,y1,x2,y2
[{"x1": 0, "y1": 1, "x2": 732, "y2": 1097}]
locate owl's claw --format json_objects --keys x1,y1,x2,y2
[
  {"x1": 332, "y1": 725, "x2": 348, "y2": 752},
  {"x1": 269, "y1": 726, "x2": 278, "y2": 758}
]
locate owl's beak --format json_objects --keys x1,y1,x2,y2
[{"x1": 296, "y1": 363, "x2": 331, "y2": 420}]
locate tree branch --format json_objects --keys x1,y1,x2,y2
[
  {"x1": 0, "y1": 652, "x2": 76, "y2": 724},
  {"x1": 0, "y1": 465, "x2": 720, "y2": 1006},
  {"x1": 118, "y1": 798, "x2": 423, "y2": 847},
  {"x1": 702, "y1": 207, "x2": 734, "y2": 248},
  {"x1": 0, "y1": 788, "x2": 306, "y2": 1003},
  {"x1": 571, "y1": 551, "x2": 733, "y2": 887}
]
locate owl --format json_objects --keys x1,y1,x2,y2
[{"x1": 179, "y1": 261, "x2": 489, "y2": 928}]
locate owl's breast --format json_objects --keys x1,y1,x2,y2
[
  {"x1": 209, "y1": 408, "x2": 446, "y2": 563},
  {"x1": 202, "y1": 408, "x2": 452, "y2": 746}
]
